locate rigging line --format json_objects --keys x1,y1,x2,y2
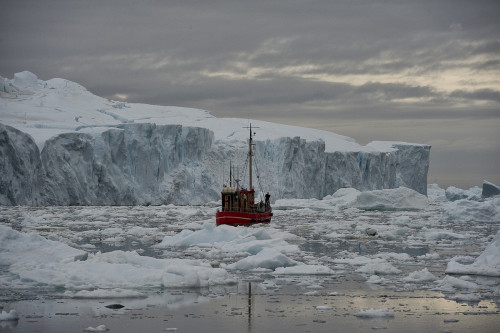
[
  {"x1": 254, "y1": 162, "x2": 265, "y2": 200},
  {"x1": 241, "y1": 153, "x2": 250, "y2": 188},
  {"x1": 252, "y1": 148, "x2": 267, "y2": 199}
]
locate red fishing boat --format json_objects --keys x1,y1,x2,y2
[{"x1": 216, "y1": 125, "x2": 272, "y2": 226}]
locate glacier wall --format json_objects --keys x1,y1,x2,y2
[
  {"x1": 251, "y1": 137, "x2": 430, "y2": 200},
  {"x1": 0, "y1": 122, "x2": 430, "y2": 206}
]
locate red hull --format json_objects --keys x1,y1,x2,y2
[{"x1": 216, "y1": 211, "x2": 272, "y2": 226}]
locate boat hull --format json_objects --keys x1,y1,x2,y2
[{"x1": 216, "y1": 211, "x2": 272, "y2": 226}]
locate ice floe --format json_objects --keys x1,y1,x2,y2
[
  {"x1": 0, "y1": 225, "x2": 234, "y2": 291},
  {"x1": 275, "y1": 187, "x2": 428, "y2": 211},
  {"x1": 225, "y1": 248, "x2": 298, "y2": 271},
  {"x1": 446, "y1": 230, "x2": 500, "y2": 276},
  {"x1": 83, "y1": 325, "x2": 109, "y2": 332},
  {"x1": 435, "y1": 275, "x2": 479, "y2": 292},
  {"x1": 349, "y1": 187, "x2": 428, "y2": 211},
  {"x1": 442, "y1": 196, "x2": 500, "y2": 222},
  {"x1": 0, "y1": 310, "x2": 19, "y2": 321},
  {"x1": 355, "y1": 259, "x2": 402, "y2": 275},
  {"x1": 353, "y1": 308, "x2": 394, "y2": 318},
  {"x1": 403, "y1": 268, "x2": 438, "y2": 282}
]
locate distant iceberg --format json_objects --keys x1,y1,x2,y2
[{"x1": 0, "y1": 71, "x2": 430, "y2": 205}]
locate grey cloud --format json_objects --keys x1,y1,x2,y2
[
  {"x1": 473, "y1": 40, "x2": 500, "y2": 55},
  {"x1": 354, "y1": 82, "x2": 437, "y2": 101},
  {"x1": 450, "y1": 89, "x2": 500, "y2": 103},
  {"x1": 475, "y1": 59, "x2": 500, "y2": 71}
]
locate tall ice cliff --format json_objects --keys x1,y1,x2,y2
[{"x1": 0, "y1": 71, "x2": 430, "y2": 205}]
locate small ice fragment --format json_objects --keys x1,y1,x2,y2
[
  {"x1": 353, "y1": 308, "x2": 394, "y2": 318},
  {"x1": 328, "y1": 291, "x2": 345, "y2": 296},
  {"x1": 84, "y1": 325, "x2": 109, "y2": 332},
  {"x1": 0, "y1": 310, "x2": 19, "y2": 321},
  {"x1": 316, "y1": 305, "x2": 333, "y2": 310}
]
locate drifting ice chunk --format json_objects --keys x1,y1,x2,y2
[
  {"x1": 403, "y1": 268, "x2": 438, "y2": 282},
  {"x1": 446, "y1": 230, "x2": 500, "y2": 276},
  {"x1": 442, "y1": 196, "x2": 500, "y2": 222},
  {"x1": 226, "y1": 248, "x2": 297, "y2": 271},
  {"x1": 275, "y1": 187, "x2": 428, "y2": 212},
  {"x1": 157, "y1": 224, "x2": 245, "y2": 247},
  {"x1": 0, "y1": 310, "x2": 19, "y2": 321},
  {"x1": 445, "y1": 186, "x2": 481, "y2": 201},
  {"x1": 64, "y1": 288, "x2": 147, "y2": 299},
  {"x1": 366, "y1": 275, "x2": 386, "y2": 284},
  {"x1": 349, "y1": 187, "x2": 428, "y2": 211},
  {"x1": 0, "y1": 224, "x2": 87, "y2": 265},
  {"x1": 424, "y1": 229, "x2": 466, "y2": 240},
  {"x1": 482, "y1": 181, "x2": 500, "y2": 198},
  {"x1": 435, "y1": 275, "x2": 479, "y2": 291},
  {"x1": 11, "y1": 71, "x2": 40, "y2": 89},
  {"x1": 353, "y1": 308, "x2": 394, "y2": 318},
  {"x1": 355, "y1": 259, "x2": 402, "y2": 275},
  {"x1": 427, "y1": 184, "x2": 446, "y2": 202},
  {"x1": 157, "y1": 223, "x2": 298, "y2": 255},
  {"x1": 274, "y1": 265, "x2": 335, "y2": 275},
  {"x1": 83, "y1": 325, "x2": 109, "y2": 332}
]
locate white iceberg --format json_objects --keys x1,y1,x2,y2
[
  {"x1": 275, "y1": 187, "x2": 429, "y2": 212},
  {"x1": 349, "y1": 187, "x2": 428, "y2": 211},
  {"x1": 445, "y1": 186, "x2": 481, "y2": 201},
  {"x1": 445, "y1": 230, "x2": 500, "y2": 276},
  {"x1": 427, "y1": 184, "x2": 446, "y2": 202},
  {"x1": 442, "y1": 196, "x2": 500, "y2": 222},
  {"x1": 0, "y1": 71, "x2": 431, "y2": 206}
]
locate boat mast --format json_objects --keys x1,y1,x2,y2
[
  {"x1": 229, "y1": 160, "x2": 232, "y2": 187},
  {"x1": 248, "y1": 124, "x2": 253, "y2": 190}
]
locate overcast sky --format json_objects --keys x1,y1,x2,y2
[{"x1": 1, "y1": 0, "x2": 499, "y2": 189}]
